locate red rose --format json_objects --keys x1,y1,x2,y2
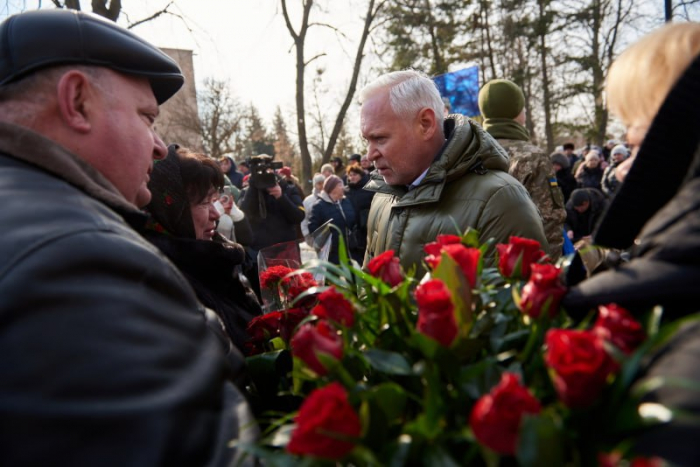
[
  {"x1": 287, "y1": 382, "x2": 361, "y2": 459},
  {"x1": 415, "y1": 279, "x2": 457, "y2": 347},
  {"x1": 260, "y1": 265, "x2": 295, "y2": 290},
  {"x1": 496, "y1": 236, "x2": 546, "y2": 280},
  {"x1": 424, "y1": 234, "x2": 461, "y2": 269},
  {"x1": 545, "y1": 329, "x2": 616, "y2": 408},
  {"x1": 367, "y1": 250, "x2": 403, "y2": 287},
  {"x1": 592, "y1": 303, "x2": 646, "y2": 355},
  {"x1": 245, "y1": 308, "x2": 308, "y2": 355},
  {"x1": 630, "y1": 457, "x2": 664, "y2": 467},
  {"x1": 281, "y1": 271, "x2": 318, "y2": 304},
  {"x1": 470, "y1": 372, "x2": 542, "y2": 455},
  {"x1": 164, "y1": 194, "x2": 173, "y2": 205},
  {"x1": 291, "y1": 321, "x2": 343, "y2": 375},
  {"x1": 312, "y1": 287, "x2": 355, "y2": 327},
  {"x1": 518, "y1": 264, "x2": 566, "y2": 318}
]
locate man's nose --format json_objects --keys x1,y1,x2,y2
[{"x1": 153, "y1": 132, "x2": 167, "y2": 160}]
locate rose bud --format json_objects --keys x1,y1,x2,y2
[
  {"x1": 415, "y1": 279, "x2": 458, "y2": 347},
  {"x1": 545, "y1": 329, "x2": 617, "y2": 408},
  {"x1": 291, "y1": 321, "x2": 343, "y2": 376},
  {"x1": 470, "y1": 372, "x2": 542, "y2": 455},
  {"x1": 518, "y1": 263, "x2": 566, "y2": 318},
  {"x1": 592, "y1": 303, "x2": 646, "y2": 355},
  {"x1": 367, "y1": 250, "x2": 403, "y2": 287},
  {"x1": 312, "y1": 287, "x2": 356, "y2": 327},
  {"x1": 287, "y1": 382, "x2": 362, "y2": 460},
  {"x1": 496, "y1": 236, "x2": 545, "y2": 280}
]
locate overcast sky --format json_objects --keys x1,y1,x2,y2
[{"x1": 1, "y1": 0, "x2": 374, "y2": 133}]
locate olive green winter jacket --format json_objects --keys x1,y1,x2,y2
[{"x1": 362, "y1": 117, "x2": 548, "y2": 277}]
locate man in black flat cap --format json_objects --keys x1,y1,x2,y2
[{"x1": 0, "y1": 9, "x2": 255, "y2": 466}]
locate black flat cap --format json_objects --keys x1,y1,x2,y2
[{"x1": 0, "y1": 9, "x2": 184, "y2": 104}]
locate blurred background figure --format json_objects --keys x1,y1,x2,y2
[
  {"x1": 218, "y1": 155, "x2": 244, "y2": 189},
  {"x1": 550, "y1": 151, "x2": 577, "y2": 203},
  {"x1": 564, "y1": 187, "x2": 608, "y2": 243},
  {"x1": 308, "y1": 175, "x2": 356, "y2": 265},
  {"x1": 574, "y1": 149, "x2": 604, "y2": 191},
  {"x1": 330, "y1": 156, "x2": 346, "y2": 177},
  {"x1": 320, "y1": 163, "x2": 334, "y2": 178},
  {"x1": 601, "y1": 144, "x2": 629, "y2": 197},
  {"x1": 344, "y1": 164, "x2": 374, "y2": 263},
  {"x1": 302, "y1": 173, "x2": 326, "y2": 238},
  {"x1": 144, "y1": 145, "x2": 261, "y2": 353}
]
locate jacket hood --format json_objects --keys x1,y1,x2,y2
[{"x1": 365, "y1": 115, "x2": 509, "y2": 202}]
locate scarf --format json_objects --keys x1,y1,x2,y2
[{"x1": 482, "y1": 118, "x2": 530, "y2": 142}]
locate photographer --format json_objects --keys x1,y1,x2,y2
[{"x1": 239, "y1": 154, "x2": 305, "y2": 293}]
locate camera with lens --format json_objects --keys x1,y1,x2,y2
[{"x1": 247, "y1": 154, "x2": 283, "y2": 190}]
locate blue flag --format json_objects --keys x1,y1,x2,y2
[{"x1": 433, "y1": 66, "x2": 480, "y2": 117}]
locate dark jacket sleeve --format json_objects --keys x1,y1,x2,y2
[
  {"x1": 234, "y1": 217, "x2": 254, "y2": 246},
  {"x1": 0, "y1": 231, "x2": 256, "y2": 466},
  {"x1": 277, "y1": 191, "x2": 306, "y2": 224}
]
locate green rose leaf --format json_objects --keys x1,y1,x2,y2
[
  {"x1": 363, "y1": 349, "x2": 413, "y2": 375},
  {"x1": 516, "y1": 414, "x2": 565, "y2": 467}
]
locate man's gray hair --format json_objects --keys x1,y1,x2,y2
[{"x1": 359, "y1": 70, "x2": 445, "y2": 130}]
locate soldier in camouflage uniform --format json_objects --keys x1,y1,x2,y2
[{"x1": 478, "y1": 79, "x2": 566, "y2": 259}]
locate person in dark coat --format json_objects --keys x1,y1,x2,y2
[
  {"x1": 574, "y1": 150, "x2": 605, "y2": 191},
  {"x1": 550, "y1": 152, "x2": 577, "y2": 203},
  {"x1": 0, "y1": 9, "x2": 255, "y2": 466},
  {"x1": 308, "y1": 175, "x2": 356, "y2": 265},
  {"x1": 344, "y1": 164, "x2": 375, "y2": 263},
  {"x1": 144, "y1": 146, "x2": 262, "y2": 353},
  {"x1": 564, "y1": 188, "x2": 608, "y2": 242},
  {"x1": 601, "y1": 144, "x2": 629, "y2": 197},
  {"x1": 563, "y1": 22, "x2": 700, "y2": 465},
  {"x1": 219, "y1": 155, "x2": 244, "y2": 189}
]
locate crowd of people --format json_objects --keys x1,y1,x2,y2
[{"x1": 0, "y1": 7, "x2": 698, "y2": 466}]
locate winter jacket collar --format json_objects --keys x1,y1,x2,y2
[
  {"x1": 0, "y1": 122, "x2": 148, "y2": 227},
  {"x1": 364, "y1": 116, "x2": 510, "y2": 207},
  {"x1": 319, "y1": 191, "x2": 337, "y2": 204}
]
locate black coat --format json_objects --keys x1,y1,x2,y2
[
  {"x1": 239, "y1": 179, "x2": 305, "y2": 252},
  {"x1": 563, "y1": 55, "x2": 700, "y2": 465},
  {"x1": 555, "y1": 166, "x2": 577, "y2": 203},
  {"x1": 0, "y1": 122, "x2": 254, "y2": 466},
  {"x1": 143, "y1": 231, "x2": 262, "y2": 353},
  {"x1": 576, "y1": 165, "x2": 604, "y2": 191},
  {"x1": 565, "y1": 188, "x2": 608, "y2": 242},
  {"x1": 308, "y1": 194, "x2": 356, "y2": 264},
  {"x1": 344, "y1": 173, "x2": 375, "y2": 261}
]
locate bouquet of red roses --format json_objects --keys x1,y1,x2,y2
[{"x1": 241, "y1": 229, "x2": 689, "y2": 466}]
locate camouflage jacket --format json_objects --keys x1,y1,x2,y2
[{"x1": 496, "y1": 138, "x2": 566, "y2": 260}]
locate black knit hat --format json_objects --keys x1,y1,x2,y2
[{"x1": 0, "y1": 9, "x2": 183, "y2": 104}]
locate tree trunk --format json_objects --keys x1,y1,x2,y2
[
  {"x1": 322, "y1": 0, "x2": 385, "y2": 166},
  {"x1": 537, "y1": 0, "x2": 555, "y2": 152},
  {"x1": 282, "y1": 0, "x2": 314, "y2": 193}
]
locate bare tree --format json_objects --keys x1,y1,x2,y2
[
  {"x1": 48, "y1": 0, "x2": 179, "y2": 28},
  {"x1": 281, "y1": 0, "x2": 386, "y2": 193},
  {"x1": 196, "y1": 78, "x2": 246, "y2": 160}
]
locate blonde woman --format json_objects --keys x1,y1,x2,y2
[{"x1": 563, "y1": 23, "x2": 700, "y2": 464}]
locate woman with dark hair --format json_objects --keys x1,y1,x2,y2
[
  {"x1": 308, "y1": 175, "x2": 356, "y2": 265},
  {"x1": 144, "y1": 145, "x2": 262, "y2": 353}
]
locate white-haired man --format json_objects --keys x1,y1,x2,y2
[{"x1": 360, "y1": 70, "x2": 547, "y2": 274}]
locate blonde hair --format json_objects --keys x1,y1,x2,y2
[{"x1": 607, "y1": 22, "x2": 700, "y2": 128}]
